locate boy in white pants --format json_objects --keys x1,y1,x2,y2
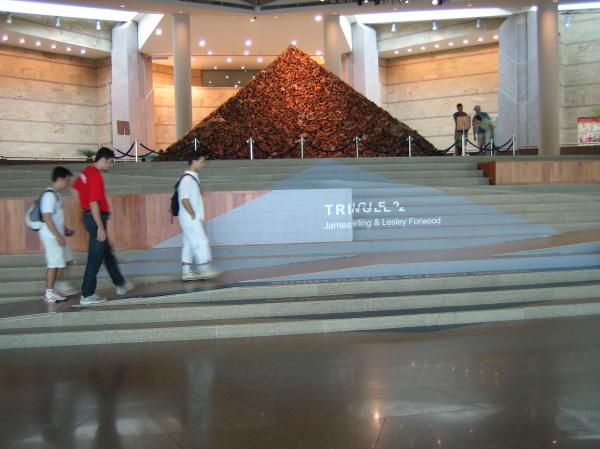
[
  {"x1": 178, "y1": 155, "x2": 221, "y2": 281},
  {"x1": 40, "y1": 167, "x2": 79, "y2": 303}
]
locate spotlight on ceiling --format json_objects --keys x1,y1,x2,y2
[
  {"x1": 155, "y1": 28, "x2": 162, "y2": 36},
  {"x1": 6, "y1": 13, "x2": 12, "y2": 24},
  {"x1": 391, "y1": 23, "x2": 396, "y2": 32},
  {"x1": 476, "y1": 18, "x2": 481, "y2": 29},
  {"x1": 432, "y1": 20, "x2": 438, "y2": 31},
  {"x1": 55, "y1": 16, "x2": 61, "y2": 28},
  {"x1": 96, "y1": 20, "x2": 101, "y2": 31},
  {"x1": 432, "y1": 0, "x2": 447, "y2": 5}
]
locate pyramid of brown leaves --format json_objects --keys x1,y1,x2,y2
[{"x1": 160, "y1": 46, "x2": 438, "y2": 160}]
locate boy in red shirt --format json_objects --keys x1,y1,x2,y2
[{"x1": 72, "y1": 147, "x2": 133, "y2": 305}]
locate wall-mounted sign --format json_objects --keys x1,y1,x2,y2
[{"x1": 577, "y1": 117, "x2": 600, "y2": 144}]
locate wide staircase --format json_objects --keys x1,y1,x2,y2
[{"x1": 0, "y1": 155, "x2": 599, "y2": 348}]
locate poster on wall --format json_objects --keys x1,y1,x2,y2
[{"x1": 577, "y1": 117, "x2": 600, "y2": 144}]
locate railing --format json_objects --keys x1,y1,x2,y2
[{"x1": 111, "y1": 133, "x2": 517, "y2": 162}]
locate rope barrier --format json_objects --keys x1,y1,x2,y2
[{"x1": 124, "y1": 132, "x2": 517, "y2": 161}]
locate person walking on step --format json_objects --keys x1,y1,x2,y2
[
  {"x1": 452, "y1": 103, "x2": 470, "y2": 156},
  {"x1": 39, "y1": 167, "x2": 79, "y2": 304},
  {"x1": 72, "y1": 147, "x2": 134, "y2": 305},
  {"x1": 176, "y1": 154, "x2": 221, "y2": 281}
]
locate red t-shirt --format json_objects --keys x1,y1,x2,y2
[{"x1": 73, "y1": 166, "x2": 110, "y2": 213}]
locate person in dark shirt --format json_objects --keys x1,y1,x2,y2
[{"x1": 453, "y1": 103, "x2": 469, "y2": 156}]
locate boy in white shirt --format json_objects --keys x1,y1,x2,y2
[
  {"x1": 40, "y1": 167, "x2": 78, "y2": 303},
  {"x1": 178, "y1": 155, "x2": 221, "y2": 281}
]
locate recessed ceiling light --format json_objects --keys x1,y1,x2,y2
[
  {"x1": 225, "y1": 75, "x2": 229, "y2": 79},
  {"x1": 81, "y1": 48, "x2": 86, "y2": 54},
  {"x1": 448, "y1": 41, "x2": 454, "y2": 46},
  {"x1": 291, "y1": 40, "x2": 297, "y2": 46},
  {"x1": 51, "y1": 43, "x2": 56, "y2": 49},
  {"x1": 66, "y1": 46, "x2": 71, "y2": 51},
  {"x1": 250, "y1": 16, "x2": 256, "y2": 22},
  {"x1": 35, "y1": 40, "x2": 41, "y2": 46},
  {"x1": 316, "y1": 50, "x2": 322, "y2": 56},
  {"x1": 394, "y1": 50, "x2": 399, "y2": 54},
  {"x1": 314, "y1": 14, "x2": 323, "y2": 22},
  {"x1": 241, "y1": 65, "x2": 245, "y2": 70},
  {"x1": 207, "y1": 50, "x2": 213, "y2": 56},
  {"x1": 274, "y1": 16, "x2": 279, "y2": 19},
  {"x1": 191, "y1": 57, "x2": 196, "y2": 61},
  {"x1": 198, "y1": 39, "x2": 206, "y2": 47},
  {"x1": 120, "y1": 4, "x2": 126, "y2": 8},
  {"x1": 96, "y1": 20, "x2": 101, "y2": 31},
  {"x1": 421, "y1": 46, "x2": 426, "y2": 50},
  {"x1": 226, "y1": 57, "x2": 232, "y2": 63},
  {"x1": 6, "y1": 13, "x2": 12, "y2": 24},
  {"x1": 245, "y1": 39, "x2": 252, "y2": 46},
  {"x1": 19, "y1": 37, "x2": 25, "y2": 44},
  {"x1": 54, "y1": 16, "x2": 60, "y2": 27},
  {"x1": 407, "y1": 48, "x2": 413, "y2": 52},
  {"x1": 213, "y1": 65, "x2": 218, "y2": 70},
  {"x1": 257, "y1": 56, "x2": 264, "y2": 62},
  {"x1": 477, "y1": 37, "x2": 484, "y2": 42},
  {"x1": 208, "y1": 80, "x2": 212, "y2": 84},
  {"x1": 155, "y1": 28, "x2": 162, "y2": 36},
  {"x1": 244, "y1": 50, "x2": 250, "y2": 56},
  {"x1": 463, "y1": 39, "x2": 469, "y2": 44},
  {"x1": 2, "y1": 34, "x2": 8, "y2": 41},
  {"x1": 434, "y1": 43, "x2": 440, "y2": 48},
  {"x1": 493, "y1": 34, "x2": 499, "y2": 40}
]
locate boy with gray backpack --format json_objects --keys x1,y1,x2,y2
[{"x1": 26, "y1": 167, "x2": 79, "y2": 303}]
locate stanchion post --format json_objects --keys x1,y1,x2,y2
[
  {"x1": 461, "y1": 130, "x2": 466, "y2": 157},
  {"x1": 408, "y1": 135, "x2": 412, "y2": 158},
  {"x1": 354, "y1": 136, "x2": 360, "y2": 159},
  {"x1": 300, "y1": 136, "x2": 305, "y2": 159},
  {"x1": 134, "y1": 139, "x2": 139, "y2": 163},
  {"x1": 512, "y1": 134, "x2": 516, "y2": 157},
  {"x1": 194, "y1": 138, "x2": 198, "y2": 152},
  {"x1": 247, "y1": 137, "x2": 254, "y2": 160}
]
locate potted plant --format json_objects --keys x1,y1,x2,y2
[{"x1": 78, "y1": 149, "x2": 96, "y2": 161}]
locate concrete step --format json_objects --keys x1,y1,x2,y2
[{"x1": 1, "y1": 287, "x2": 598, "y2": 348}]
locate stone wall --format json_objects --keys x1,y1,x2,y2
[
  {"x1": 152, "y1": 64, "x2": 236, "y2": 149},
  {"x1": 381, "y1": 44, "x2": 499, "y2": 150},
  {"x1": 0, "y1": 46, "x2": 111, "y2": 159},
  {"x1": 559, "y1": 12, "x2": 600, "y2": 144}
]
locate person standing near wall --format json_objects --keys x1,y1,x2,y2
[
  {"x1": 453, "y1": 103, "x2": 469, "y2": 156},
  {"x1": 72, "y1": 147, "x2": 134, "y2": 305},
  {"x1": 473, "y1": 105, "x2": 495, "y2": 150},
  {"x1": 177, "y1": 154, "x2": 221, "y2": 281}
]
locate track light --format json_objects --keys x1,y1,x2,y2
[
  {"x1": 96, "y1": 20, "x2": 101, "y2": 31},
  {"x1": 55, "y1": 16, "x2": 61, "y2": 28},
  {"x1": 432, "y1": 20, "x2": 438, "y2": 31},
  {"x1": 391, "y1": 23, "x2": 396, "y2": 32},
  {"x1": 6, "y1": 13, "x2": 12, "y2": 24},
  {"x1": 432, "y1": 0, "x2": 447, "y2": 5},
  {"x1": 476, "y1": 18, "x2": 481, "y2": 29}
]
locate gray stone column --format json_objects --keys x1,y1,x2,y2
[
  {"x1": 536, "y1": 2, "x2": 560, "y2": 155},
  {"x1": 350, "y1": 23, "x2": 381, "y2": 105},
  {"x1": 111, "y1": 21, "x2": 155, "y2": 149},
  {"x1": 324, "y1": 15, "x2": 342, "y2": 78},
  {"x1": 172, "y1": 13, "x2": 193, "y2": 140},
  {"x1": 497, "y1": 12, "x2": 539, "y2": 150}
]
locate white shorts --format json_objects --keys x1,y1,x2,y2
[{"x1": 40, "y1": 235, "x2": 74, "y2": 269}]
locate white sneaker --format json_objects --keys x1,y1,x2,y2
[
  {"x1": 197, "y1": 264, "x2": 222, "y2": 280},
  {"x1": 80, "y1": 294, "x2": 107, "y2": 305},
  {"x1": 43, "y1": 291, "x2": 66, "y2": 304},
  {"x1": 55, "y1": 282, "x2": 79, "y2": 297},
  {"x1": 182, "y1": 272, "x2": 205, "y2": 282},
  {"x1": 115, "y1": 281, "x2": 135, "y2": 296}
]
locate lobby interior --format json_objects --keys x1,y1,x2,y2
[{"x1": 1, "y1": 0, "x2": 600, "y2": 448}]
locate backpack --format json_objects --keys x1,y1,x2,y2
[
  {"x1": 25, "y1": 189, "x2": 59, "y2": 231},
  {"x1": 170, "y1": 174, "x2": 201, "y2": 217}
]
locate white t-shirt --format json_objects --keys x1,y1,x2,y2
[
  {"x1": 40, "y1": 189, "x2": 65, "y2": 240},
  {"x1": 178, "y1": 171, "x2": 204, "y2": 222}
]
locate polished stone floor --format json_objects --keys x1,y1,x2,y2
[{"x1": 1, "y1": 317, "x2": 600, "y2": 449}]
